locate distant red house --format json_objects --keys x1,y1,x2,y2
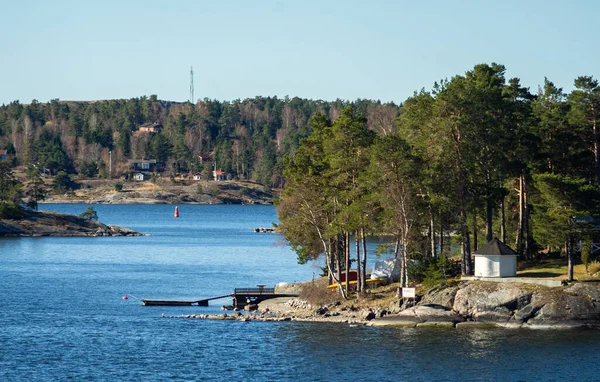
[
  {"x1": 0, "y1": 149, "x2": 7, "y2": 161},
  {"x1": 213, "y1": 169, "x2": 225, "y2": 181}
]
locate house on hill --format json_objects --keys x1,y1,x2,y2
[
  {"x1": 213, "y1": 169, "x2": 225, "y2": 181},
  {"x1": 0, "y1": 149, "x2": 7, "y2": 161},
  {"x1": 138, "y1": 123, "x2": 162, "y2": 133},
  {"x1": 128, "y1": 159, "x2": 161, "y2": 172},
  {"x1": 473, "y1": 238, "x2": 518, "y2": 278},
  {"x1": 192, "y1": 173, "x2": 203, "y2": 181}
]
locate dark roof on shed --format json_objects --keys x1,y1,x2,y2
[{"x1": 473, "y1": 238, "x2": 518, "y2": 256}]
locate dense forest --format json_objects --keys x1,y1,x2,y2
[
  {"x1": 277, "y1": 63, "x2": 600, "y2": 297},
  {"x1": 2, "y1": 62, "x2": 600, "y2": 296},
  {"x1": 0, "y1": 95, "x2": 398, "y2": 187}
]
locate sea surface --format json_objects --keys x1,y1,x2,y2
[{"x1": 1, "y1": 204, "x2": 599, "y2": 381}]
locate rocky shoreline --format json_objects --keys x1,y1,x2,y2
[
  {"x1": 0, "y1": 210, "x2": 142, "y2": 237},
  {"x1": 160, "y1": 281, "x2": 600, "y2": 329}
]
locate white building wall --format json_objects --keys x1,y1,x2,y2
[
  {"x1": 498, "y1": 256, "x2": 517, "y2": 277},
  {"x1": 475, "y1": 255, "x2": 517, "y2": 277},
  {"x1": 475, "y1": 256, "x2": 499, "y2": 277}
]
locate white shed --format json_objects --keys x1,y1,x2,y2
[
  {"x1": 133, "y1": 172, "x2": 149, "y2": 181},
  {"x1": 473, "y1": 238, "x2": 518, "y2": 278}
]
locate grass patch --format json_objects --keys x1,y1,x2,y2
[{"x1": 517, "y1": 258, "x2": 600, "y2": 281}]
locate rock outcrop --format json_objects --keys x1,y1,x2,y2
[
  {"x1": 0, "y1": 210, "x2": 142, "y2": 237},
  {"x1": 372, "y1": 281, "x2": 600, "y2": 328}
]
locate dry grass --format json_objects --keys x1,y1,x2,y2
[
  {"x1": 517, "y1": 258, "x2": 600, "y2": 281},
  {"x1": 298, "y1": 278, "x2": 338, "y2": 307},
  {"x1": 588, "y1": 261, "x2": 600, "y2": 276}
]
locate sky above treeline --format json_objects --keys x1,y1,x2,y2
[{"x1": 1, "y1": 0, "x2": 598, "y2": 105}]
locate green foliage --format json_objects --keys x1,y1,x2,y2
[
  {"x1": 196, "y1": 184, "x2": 203, "y2": 194},
  {"x1": 24, "y1": 165, "x2": 46, "y2": 210},
  {"x1": 582, "y1": 239, "x2": 592, "y2": 271},
  {"x1": 52, "y1": 171, "x2": 77, "y2": 193},
  {"x1": 32, "y1": 130, "x2": 71, "y2": 174},
  {"x1": 0, "y1": 161, "x2": 23, "y2": 204},
  {"x1": 532, "y1": 173, "x2": 600, "y2": 249},
  {"x1": 79, "y1": 161, "x2": 98, "y2": 178},
  {"x1": 114, "y1": 183, "x2": 123, "y2": 192},
  {"x1": 410, "y1": 255, "x2": 457, "y2": 290},
  {"x1": 0, "y1": 201, "x2": 24, "y2": 219},
  {"x1": 79, "y1": 206, "x2": 98, "y2": 221}
]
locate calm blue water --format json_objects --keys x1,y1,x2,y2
[{"x1": 1, "y1": 204, "x2": 599, "y2": 381}]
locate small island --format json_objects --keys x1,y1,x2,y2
[
  {"x1": 0, "y1": 208, "x2": 141, "y2": 237},
  {"x1": 0, "y1": 162, "x2": 141, "y2": 237}
]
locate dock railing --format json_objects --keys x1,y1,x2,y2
[{"x1": 234, "y1": 287, "x2": 275, "y2": 295}]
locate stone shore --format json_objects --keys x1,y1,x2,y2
[{"x1": 161, "y1": 281, "x2": 600, "y2": 330}]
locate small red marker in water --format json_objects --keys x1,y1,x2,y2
[
  {"x1": 122, "y1": 295, "x2": 128, "y2": 300},
  {"x1": 174, "y1": 206, "x2": 180, "y2": 218}
]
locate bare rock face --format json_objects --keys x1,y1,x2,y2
[
  {"x1": 526, "y1": 291, "x2": 600, "y2": 325},
  {"x1": 420, "y1": 284, "x2": 461, "y2": 309},
  {"x1": 452, "y1": 282, "x2": 532, "y2": 321},
  {"x1": 372, "y1": 281, "x2": 600, "y2": 328}
]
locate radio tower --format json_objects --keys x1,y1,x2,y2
[{"x1": 189, "y1": 66, "x2": 195, "y2": 104}]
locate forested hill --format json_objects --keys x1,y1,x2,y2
[{"x1": 0, "y1": 96, "x2": 399, "y2": 187}]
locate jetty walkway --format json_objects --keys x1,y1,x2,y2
[{"x1": 142, "y1": 286, "x2": 298, "y2": 309}]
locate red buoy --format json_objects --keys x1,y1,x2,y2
[
  {"x1": 174, "y1": 206, "x2": 179, "y2": 218},
  {"x1": 122, "y1": 295, "x2": 128, "y2": 300}
]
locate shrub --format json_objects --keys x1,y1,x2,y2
[
  {"x1": 410, "y1": 255, "x2": 458, "y2": 290},
  {"x1": 0, "y1": 202, "x2": 24, "y2": 219},
  {"x1": 196, "y1": 184, "x2": 203, "y2": 194},
  {"x1": 588, "y1": 261, "x2": 600, "y2": 276},
  {"x1": 299, "y1": 281, "x2": 338, "y2": 307},
  {"x1": 114, "y1": 183, "x2": 123, "y2": 192},
  {"x1": 581, "y1": 239, "x2": 592, "y2": 271},
  {"x1": 79, "y1": 161, "x2": 98, "y2": 178},
  {"x1": 52, "y1": 171, "x2": 77, "y2": 192},
  {"x1": 79, "y1": 206, "x2": 98, "y2": 221}
]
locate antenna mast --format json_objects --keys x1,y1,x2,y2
[{"x1": 189, "y1": 66, "x2": 195, "y2": 104}]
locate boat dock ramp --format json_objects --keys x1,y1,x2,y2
[{"x1": 142, "y1": 287, "x2": 298, "y2": 309}]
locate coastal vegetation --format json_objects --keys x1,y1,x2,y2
[
  {"x1": 1, "y1": 62, "x2": 600, "y2": 294},
  {"x1": 277, "y1": 63, "x2": 600, "y2": 296}
]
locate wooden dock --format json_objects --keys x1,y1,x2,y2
[
  {"x1": 232, "y1": 287, "x2": 298, "y2": 309},
  {"x1": 142, "y1": 294, "x2": 232, "y2": 307},
  {"x1": 141, "y1": 287, "x2": 298, "y2": 309}
]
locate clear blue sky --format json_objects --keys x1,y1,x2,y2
[{"x1": 1, "y1": 0, "x2": 597, "y2": 105}]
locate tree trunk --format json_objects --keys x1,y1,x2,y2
[
  {"x1": 355, "y1": 230, "x2": 362, "y2": 293},
  {"x1": 486, "y1": 194, "x2": 493, "y2": 243},
  {"x1": 430, "y1": 208, "x2": 436, "y2": 257},
  {"x1": 515, "y1": 174, "x2": 523, "y2": 254},
  {"x1": 394, "y1": 236, "x2": 400, "y2": 259},
  {"x1": 334, "y1": 237, "x2": 346, "y2": 299},
  {"x1": 567, "y1": 235, "x2": 574, "y2": 282},
  {"x1": 472, "y1": 211, "x2": 478, "y2": 251},
  {"x1": 361, "y1": 227, "x2": 367, "y2": 292},
  {"x1": 345, "y1": 232, "x2": 350, "y2": 297},
  {"x1": 462, "y1": 225, "x2": 472, "y2": 276},
  {"x1": 523, "y1": 175, "x2": 531, "y2": 260},
  {"x1": 500, "y1": 195, "x2": 506, "y2": 243},
  {"x1": 593, "y1": 111, "x2": 600, "y2": 186},
  {"x1": 439, "y1": 213, "x2": 444, "y2": 256}
]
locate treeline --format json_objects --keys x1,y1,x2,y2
[
  {"x1": 0, "y1": 95, "x2": 398, "y2": 187},
  {"x1": 277, "y1": 63, "x2": 600, "y2": 296}
]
